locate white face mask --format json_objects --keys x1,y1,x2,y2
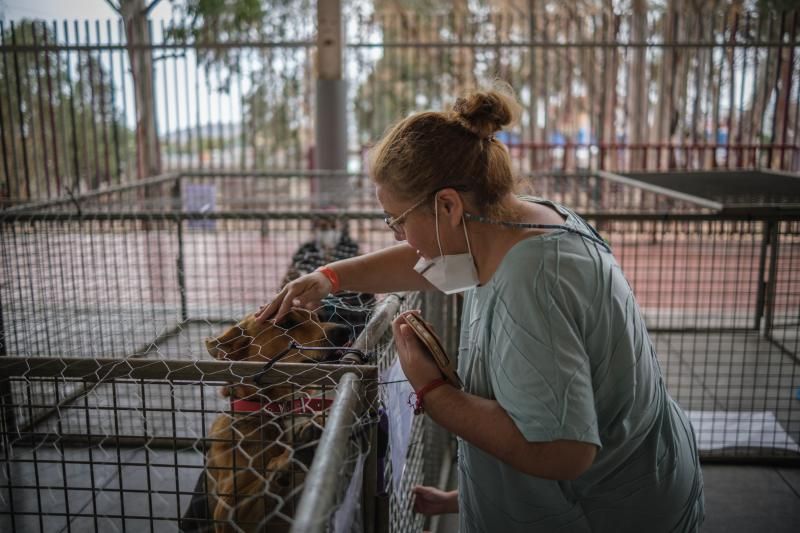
[
  {"x1": 316, "y1": 229, "x2": 338, "y2": 249},
  {"x1": 413, "y1": 197, "x2": 479, "y2": 295}
]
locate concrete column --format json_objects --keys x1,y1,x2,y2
[{"x1": 315, "y1": 0, "x2": 348, "y2": 208}]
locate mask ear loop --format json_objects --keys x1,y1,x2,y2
[
  {"x1": 434, "y1": 195, "x2": 445, "y2": 258},
  {"x1": 462, "y1": 214, "x2": 473, "y2": 256},
  {"x1": 435, "y1": 193, "x2": 475, "y2": 258}
]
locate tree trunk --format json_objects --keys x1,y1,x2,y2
[
  {"x1": 628, "y1": 0, "x2": 648, "y2": 170},
  {"x1": 451, "y1": 0, "x2": 476, "y2": 92},
  {"x1": 770, "y1": 12, "x2": 796, "y2": 169},
  {"x1": 671, "y1": 7, "x2": 692, "y2": 169},
  {"x1": 120, "y1": 0, "x2": 161, "y2": 180},
  {"x1": 598, "y1": 2, "x2": 619, "y2": 170},
  {"x1": 655, "y1": 5, "x2": 674, "y2": 170},
  {"x1": 690, "y1": 2, "x2": 706, "y2": 168}
]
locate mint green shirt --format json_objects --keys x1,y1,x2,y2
[{"x1": 456, "y1": 198, "x2": 704, "y2": 532}]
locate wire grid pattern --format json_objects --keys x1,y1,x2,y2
[
  {"x1": 13, "y1": 170, "x2": 718, "y2": 216},
  {"x1": 1, "y1": 214, "x2": 396, "y2": 360},
  {"x1": 0, "y1": 294, "x2": 456, "y2": 533},
  {"x1": 366, "y1": 291, "x2": 413, "y2": 533},
  {"x1": 0, "y1": 182, "x2": 456, "y2": 531},
  {"x1": 0, "y1": 364, "x2": 374, "y2": 532},
  {"x1": 0, "y1": 273, "x2": 397, "y2": 531},
  {"x1": 602, "y1": 217, "x2": 767, "y2": 330},
  {"x1": 517, "y1": 172, "x2": 717, "y2": 215},
  {"x1": 2, "y1": 172, "x2": 799, "y2": 456},
  {"x1": 601, "y1": 214, "x2": 800, "y2": 458},
  {"x1": 418, "y1": 293, "x2": 461, "y2": 491},
  {"x1": 7, "y1": 172, "x2": 383, "y2": 215},
  {"x1": 767, "y1": 220, "x2": 800, "y2": 358},
  {"x1": 2, "y1": 7, "x2": 799, "y2": 208},
  {"x1": 0, "y1": 172, "x2": 799, "y2": 531}
]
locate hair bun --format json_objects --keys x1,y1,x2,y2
[{"x1": 452, "y1": 82, "x2": 521, "y2": 139}]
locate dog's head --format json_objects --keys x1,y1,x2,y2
[
  {"x1": 206, "y1": 308, "x2": 354, "y2": 402},
  {"x1": 205, "y1": 308, "x2": 352, "y2": 364}
]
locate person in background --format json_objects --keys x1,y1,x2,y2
[
  {"x1": 282, "y1": 214, "x2": 374, "y2": 334},
  {"x1": 281, "y1": 215, "x2": 359, "y2": 286}
]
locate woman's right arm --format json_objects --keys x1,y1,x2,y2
[
  {"x1": 257, "y1": 243, "x2": 432, "y2": 322},
  {"x1": 332, "y1": 243, "x2": 433, "y2": 294}
]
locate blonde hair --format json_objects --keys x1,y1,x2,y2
[{"x1": 369, "y1": 81, "x2": 522, "y2": 218}]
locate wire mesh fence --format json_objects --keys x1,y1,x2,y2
[
  {"x1": 0, "y1": 339, "x2": 379, "y2": 531},
  {"x1": 0, "y1": 172, "x2": 452, "y2": 531},
  {"x1": 0, "y1": 293, "x2": 449, "y2": 532},
  {"x1": 1, "y1": 5, "x2": 798, "y2": 204},
  {"x1": 1, "y1": 171, "x2": 799, "y2": 530}
]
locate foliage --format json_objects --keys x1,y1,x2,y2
[
  {"x1": 165, "y1": 0, "x2": 313, "y2": 168},
  {"x1": 0, "y1": 20, "x2": 133, "y2": 200}
]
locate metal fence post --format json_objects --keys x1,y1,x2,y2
[
  {"x1": 754, "y1": 219, "x2": 772, "y2": 331},
  {"x1": 291, "y1": 372, "x2": 362, "y2": 533},
  {"x1": 362, "y1": 393, "x2": 378, "y2": 533},
  {"x1": 173, "y1": 174, "x2": 188, "y2": 322},
  {"x1": 762, "y1": 220, "x2": 781, "y2": 340},
  {"x1": 0, "y1": 277, "x2": 18, "y2": 446}
]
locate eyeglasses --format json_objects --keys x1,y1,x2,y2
[{"x1": 383, "y1": 195, "x2": 429, "y2": 236}]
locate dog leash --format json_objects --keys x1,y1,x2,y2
[{"x1": 251, "y1": 341, "x2": 373, "y2": 386}]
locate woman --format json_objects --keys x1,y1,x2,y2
[{"x1": 257, "y1": 85, "x2": 704, "y2": 532}]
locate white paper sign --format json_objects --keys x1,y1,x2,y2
[
  {"x1": 383, "y1": 359, "x2": 414, "y2": 492},
  {"x1": 331, "y1": 451, "x2": 367, "y2": 533},
  {"x1": 687, "y1": 410, "x2": 800, "y2": 452}
]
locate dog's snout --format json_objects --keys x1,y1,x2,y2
[{"x1": 205, "y1": 337, "x2": 221, "y2": 358}]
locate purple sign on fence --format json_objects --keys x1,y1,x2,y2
[{"x1": 184, "y1": 184, "x2": 216, "y2": 230}]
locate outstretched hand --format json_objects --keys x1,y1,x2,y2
[{"x1": 255, "y1": 271, "x2": 332, "y2": 323}]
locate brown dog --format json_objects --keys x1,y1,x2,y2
[{"x1": 181, "y1": 308, "x2": 352, "y2": 533}]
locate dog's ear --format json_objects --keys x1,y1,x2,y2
[
  {"x1": 321, "y1": 322, "x2": 353, "y2": 348},
  {"x1": 276, "y1": 311, "x2": 300, "y2": 330},
  {"x1": 276, "y1": 308, "x2": 318, "y2": 330}
]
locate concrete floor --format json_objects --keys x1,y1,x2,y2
[
  {"x1": 434, "y1": 464, "x2": 800, "y2": 533},
  {"x1": 700, "y1": 464, "x2": 800, "y2": 533},
  {"x1": 2, "y1": 451, "x2": 797, "y2": 532}
]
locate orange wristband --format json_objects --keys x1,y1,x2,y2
[
  {"x1": 315, "y1": 265, "x2": 340, "y2": 293},
  {"x1": 410, "y1": 378, "x2": 447, "y2": 415}
]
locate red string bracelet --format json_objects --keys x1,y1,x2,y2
[
  {"x1": 315, "y1": 265, "x2": 340, "y2": 293},
  {"x1": 409, "y1": 378, "x2": 447, "y2": 415}
]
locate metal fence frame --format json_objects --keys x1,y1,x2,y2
[
  {"x1": 1, "y1": 6, "x2": 798, "y2": 204},
  {"x1": 0, "y1": 178, "x2": 454, "y2": 531},
  {"x1": 0, "y1": 293, "x2": 440, "y2": 532},
  {"x1": 1, "y1": 170, "x2": 799, "y2": 531}
]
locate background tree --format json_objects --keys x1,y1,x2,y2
[
  {"x1": 166, "y1": 0, "x2": 314, "y2": 169},
  {"x1": 0, "y1": 20, "x2": 132, "y2": 201},
  {"x1": 756, "y1": 0, "x2": 798, "y2": 168},
  {"x1": 105, "y1": 0, "x2": 163, "y2": 179},
  {"x1": 354, "y1": 0, "x2": 477, "y2": 146}
]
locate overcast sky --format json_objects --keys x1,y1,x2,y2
[{"x1": 1, "y1": 0, "x2": 172, "y2": 22}]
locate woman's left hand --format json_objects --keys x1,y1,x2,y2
[{"x1": 392, "y1": 312, "x2": 443, "y2": 391}]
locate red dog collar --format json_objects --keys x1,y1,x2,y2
[{"x1": 230, "y1": 397, "x2": 333, "y2": 415}]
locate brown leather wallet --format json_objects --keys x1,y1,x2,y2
[{"x1": 398, "y1": 310, "x2": 463, "y2": 388}]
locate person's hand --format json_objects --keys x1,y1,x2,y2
[
  {"x1": 412, "y1": 486, "x2": 458, "y2": 516},
  {"x1": 391, "y1": 312, "x2": 442, "y2": 391},
  {"x1": 255, "y1": 271, "x2": 332, "y2": 323}
]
